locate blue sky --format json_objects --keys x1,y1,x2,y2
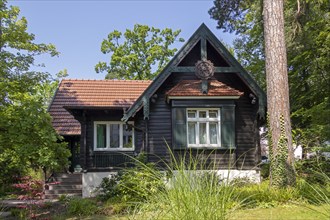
[{"x1": 9, "y1": 0, "x2": 235, "y2": 79}]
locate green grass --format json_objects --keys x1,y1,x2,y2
[
  {"x1": 230, "y1": 204, "x2": 330, "y2": 220},
  {"x1": 57, "y1": 204, "x2": 329, "y2": 220}
]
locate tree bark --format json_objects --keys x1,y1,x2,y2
[{"x1": 263, "y1": 0, "x2": 296, "y2": 187}]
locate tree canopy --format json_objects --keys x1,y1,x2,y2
[
  {"x1": 95, "y1": 24, "x2": 184, "y2": 80},
  {"x1": 0, "y1": 1, "x2": 70, "y2": 184},
  {"x1": 209, "y1": 0, "x2": 330, "y2": 150}
]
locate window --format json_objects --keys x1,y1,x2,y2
[
  {"x1": 187, "y1": 109, "x2": 221, "y2": 148},
  {"x1": 94, "y1": 121, "x2": 134, "y2": 151}
]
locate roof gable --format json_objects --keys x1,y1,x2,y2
[{"x1": 122, "y1": 24, "x2": 266, "y2": 121}]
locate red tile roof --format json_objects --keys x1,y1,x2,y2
[
  {"x1": 166, "y1": 80, "x2": 243, "y2": 97},
  {"x1": 49, "y1": 79, "x2": 151, "y2": 136}
]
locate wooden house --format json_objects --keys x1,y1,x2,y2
[{"x1": 49, "y1": 24, "x2": 266, "y2": 197}]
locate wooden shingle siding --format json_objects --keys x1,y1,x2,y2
[{"x1": 147, "y1": 92, "x2": 172, "y2": 164}]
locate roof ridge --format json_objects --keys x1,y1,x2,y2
[{"x1": 61, "y1": 79, "x2": 153, "y2": 82}]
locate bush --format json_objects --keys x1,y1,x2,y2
[
  {"x1": 297, "y1": 173, "x2": 330, "y2": 204},
  {"x1": 95, "y1": 174, "x2": 121, "y2": 201},
  {"x1": 67, "y1": 197, "x2": 98, "y2": 216},
  {"x1": 117, "y1": 162, "x2": 165, "y2": 203},
  {"x1": 295, "y1": 156, "x2": 330, "y2": 184},
  {"x1": 12, "y1": 176, "x2": 44, "y2": 200},
  {"x1": 235, "y1": 180, "x2": 300, "y2": 208}
]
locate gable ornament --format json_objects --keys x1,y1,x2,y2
[{"x1": 195, "y1": 59, "x2": 214, "y2": 94}]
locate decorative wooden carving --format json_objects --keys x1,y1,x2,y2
[{"x1": 195, "y1": 59, "x2": 215, "y2": 80}]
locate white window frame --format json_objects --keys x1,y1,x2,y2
[
  {"x1": 186, "y1": 108, "x2": 221, "y2": 148},
  {"x1": 94, "y1": 121, "x2": 134, "y2": 151}
]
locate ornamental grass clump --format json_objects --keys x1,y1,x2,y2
[
  {"x1": 297, "y1": 171, "x2": 330, "y2": 218},
  {"x1": 132, "y1": 148, "x2": 245, "y2": 220}
]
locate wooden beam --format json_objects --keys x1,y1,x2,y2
[
  {"x1": 201, "y1": 37, "x2": 207, "y2": 60},
  {"x1": 174, "y1": 67, "x2": 195, "y2": 72},
  {"x1": 173, "y1": 66, "x2": 239, "y2": 73},
  {"x1": 214, "y1": 67, "x2": 239, "y2": 73}
]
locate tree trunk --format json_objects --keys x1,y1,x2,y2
[{"x1": 263, "y1": 0, "x2": 296, "y2": 187}]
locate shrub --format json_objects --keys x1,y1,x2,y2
[
  {"x1": 117, "y1": 162, "x2": 165, "y2": 203},
  {"x1": 95, "y1": 174, "x2": 121, "y2": 201},
  {"x1": 297, "y1": 172, "x2": 330, "y2": 204},
  {"x1": 67, "y1": 197, "x2": 98, "y2": 216},
  {"x1": 234, "y1": 180, "x2": 300, "y2": 208},
  {"x1": 296, "y1": 172, "x2": 330, "y2": 218},
  {"x1": 12, "y1": 176, "x2": 44, "y2": 200},
  {"x1": 295, "y1": 156, "x2": 330, "y2": 184}
]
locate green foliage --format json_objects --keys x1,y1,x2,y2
[
  {"x1": 297, "y1": 173, "x2": 330, "y2": 218},
  {"x1": 295, "y1": 156, "x2": 330, "y2": 184},
  {"x1": 95, "y1": 24, "x2": 184, "y2": 80},
  {"x1": 236, "y1": 180, "x2": 299, "y2": 208},
  {"x1": 117, "y1": 162, "x2": 165, "y2": 203},
  {"x1": 67, "y1": 198, "x2": 98, "y2": 216},
  {"x1": 10, "y1": 208, "x2": 28, "y2": 219},
  {"x1": 231, "y1": 204, "x2": 330, "y2": 220},
  {"x1": 260, "y1": 163, "x2": 270, "y2": 179},
  {"x1": 96, "y1": 174, "x2": 121, "y2": 201},
  {"x1": 0, "y1": 1, "x2": 70, "y2": 186},
  {"x1": 297, "y1": 175, "x2": 330, "y2": 205},
  {"x1": 95, "y1": 152, "x2": 164, "y2": 204},
  {"x1": 209, "y1": 0, "x2": 330, "y2": 150},
  {"x1": 152, "y1": 172, "x2": 240, "y2": 220},
  {"x1": 270, "y1": 115, "x2": 296, "y2": 187},
  {"x1": 131, "y1": 149, "x2": 245, "y2": 220}
]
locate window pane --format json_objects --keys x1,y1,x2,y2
[
  {"x1": 188, "y1": 110, "x2": 196, "y2": 118},
  {"x1": 96, "y1": 124, "x2": 106, "y2": 148},
  {"x1": 199, "y1": 111, "x2": 207, "y2": 118},
  {"x1": 209, "y1": 123, "x2": 218, "y2": 144},
  {"x1": 123, "y1": 128, "x2": 133, "y2": 148},
  {"x1": 110, "y1": 124, "x2": 120, "y2": 148},
  {"x1": 209, "y1": 110, "x2": 218, "y2": 118},
  {"x1": 188, "y1": 122, "x2": 196, "y2": 144},
  {"x1": 199, "y1": 123, "x2": 207, "y2": 144}
]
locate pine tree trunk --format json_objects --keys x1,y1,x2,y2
[{"x1": 263, "y1": 0, "x2": 296, "y2": 187}]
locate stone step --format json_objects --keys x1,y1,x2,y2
[
  {"x1": 50, "y1": 177, "x2": 82, "y2": 183},
  {"x1": 47, "y1": 184, "x2": 82, "y2": 190},
  {"x1": 45, "y1": 189, "x2": 82, "y2": 195},
  {"x1": 45, "y1": 173, "x2": 83, "y2": 200},
  {"x1": 54, "y1": 173, "x2": 82, "y2": 178},
  {"x1": 45, "y1": 193, "x2": 82, "y2": 199}
]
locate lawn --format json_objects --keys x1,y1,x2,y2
[
  {"x1": 55, "y1": 204, "x2": 329, "y2": 220},
  {"x1": 230, "y1": 205, "x2": 330, "y2": 220}
]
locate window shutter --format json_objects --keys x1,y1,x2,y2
[
  {"x1": 172, "y1": 108, "x2": 187, "y2": 149},
  {"x1": 221, "y1": 106, "x2": 235, "y2": 148}
]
